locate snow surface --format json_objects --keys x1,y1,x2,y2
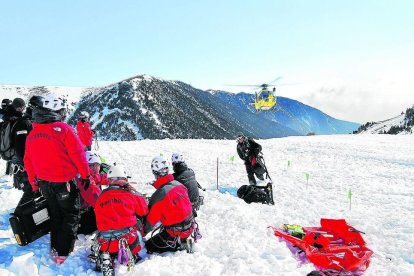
[{"x1": 0, "y1": 135, "x2": 413, "y2": 275}]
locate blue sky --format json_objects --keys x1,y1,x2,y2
[{"x1": 1, "y1": 0, "x2": 413, "y2": 122}]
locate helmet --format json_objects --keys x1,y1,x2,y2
[
  {"x1": 1, "y1": 99, "x2": 11, "y2": 109},
  {"x1": 171, "y1": 152, "x2": 185, "y2": 165},
  {"x1": 236, "y1": 133, "x2": 245, "y2": 143},
  {"x1": 107, "y1": 163, "x2": 128, "y2": 179},
  {"x1": 80, "y1": 111, "x2": 89, "y2": 119},
  {"x1": 85, "y1": 151, "x2": 101, "y2": 165},
  {"x1": 151, "y1": 156, "x2": 169, "y2": 177},
  {"x1": 41, "y1": 94, "x2": 67, "y2": 111},
  {"x1": 28, "y1": 95, "x2": 44, "y2": 109}
]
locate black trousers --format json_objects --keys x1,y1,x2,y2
[
  {"x1": 145, "y1": 228, "x2": 181, "y2": 254},
  {"x1": 38, "y1": 180, "x2": 81, "y2": 256},
  {"x1": 78, "y1": 207, "x2": 97, "y2": 235},
  {"x1": 244, "y1": 161, "x2": 256, "y2": 185},
  {"x1": 13, "y1": 170, "x2": 35, "y2": 207}
]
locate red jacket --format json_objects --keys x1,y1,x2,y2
[
  {"x1": 77, "y1": 175, "x2": 101, "y2": 208},
  {"x1": 76, "y1": 120, "x2": 93, "y2": 147},
  {"x1": 94, "y1": 187, "x2": 148, "y2": 232},
  {"x1": 91, "y1": 172, "x2": 109, "y2": 186},
  {"x1": 146, "y1": 174, "x2": 193, "y2": 231},
  {"x1": 24, "y1": 122, "x2": 90, "y2": 191}
]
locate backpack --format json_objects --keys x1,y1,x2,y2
[
  {"x1": 0, "y1": 120, "x2": 17, "y2": 160},
  {"x1": 237, "y1": 185, "x2": 272, "y2": 204}
]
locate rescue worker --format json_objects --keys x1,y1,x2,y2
[
  {"x1": 76, "y1": 111, "x2": 94, "y2": 151},
  {"x1": 93, "y1": 164, "x2": 148, "y2": 275},
  {"x1": 144, "y1": 156, "x2": 194, "y2": 254},
  {"x1": 24, "y1": 94, "x2": 90, "y2": 264},
  {"x1": 236, "y1": 133, "x2": 264, "y2": 185}
]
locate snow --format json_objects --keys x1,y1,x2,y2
[{"x1": 0, "y1": 135, "x2": 413, "y2": 275}]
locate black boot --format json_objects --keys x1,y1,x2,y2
[{"x1": 100, "y1": 252, "x2": 114, "y2": 276}]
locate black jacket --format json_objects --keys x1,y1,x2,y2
[
  {"x1": 3, "y1": 108, "x2": 32, "y2": 163},
  {"x1": 172, "y1": 162, "x2": 200, "y2": 205},
  {"x1": 237, "y1": 138, "x2": 262, "y2": 162}
]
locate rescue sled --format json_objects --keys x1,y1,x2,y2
[{"x1": 269, "y1": 219, "x2": 373, "y2": 273}]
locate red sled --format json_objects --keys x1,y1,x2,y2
[{"x1": 269, "y1": 219, "x2": 373, "y2": 273}]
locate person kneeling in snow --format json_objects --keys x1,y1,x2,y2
[
  {"x1": 171, "y1": 152, "x2": 203, "y2": 215},
  {"x1": 144, "y1": 156, "x2": 195, "y2": 254},
  {"x1": 76, "y1": 151, "x2": 107, "y2": 235},
  {"x1": 93, "y1": 164, "x2": 148, "y2": 275}
]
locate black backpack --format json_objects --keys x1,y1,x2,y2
[
  {"x1": 0, "y1": 120, "x2": 16, "y2": 160},
  {"x1": 237, "y1": 185, "x2": 272, "y2": 204}
]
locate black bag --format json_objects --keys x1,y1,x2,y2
[
  {"x1": 253, "y1": 157, "x2": 266, "y2": 176},
  {"x1": 237, "y1": 185, "x2": 272, "y2": 204},
  {"x1": 0, "y1": 120, "x2": 16, "y2": 160},
  {"x1": 9, "y1": 196, "x2": 51, "y2": 246}
]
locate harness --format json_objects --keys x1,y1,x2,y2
[
  {"x1": 10, "y1": 163, "x2": 25, "y2": 175},
  {"x1": 93, "y1": 226, "x2": 141, "y2": 272}
]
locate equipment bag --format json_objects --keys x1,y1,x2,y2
[
  {"x1": 237, "y1": 184, "x2": 272, "y2": 204},
  {"x1": 9, "y1": 196, "x2": 51, "y2": 246},
  {"x1": 0, "y1": 120, "x2": 16, "y2": 160}
]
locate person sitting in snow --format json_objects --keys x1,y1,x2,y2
[
  {"x1": 76, "y1": 111, "x2": 94, "y2": 151},
  {"x1": 144, "y1": 156, "x2": 195, "y2": 254},
  {"x1": 236, "y1": 133, "x2": 265, "y2": 185},
  {"x1": 76, "y1": 151, "x2": 105, "y2": 235},
  {"x1": 93, "y1": 164, "x2": 148, "y2": 275},
  {"x1": 24, "y1": 94, "x2": 90, "y2": 264},
  {"x1": 171, "y1": 152, "x2": 203, "y2": 215}
]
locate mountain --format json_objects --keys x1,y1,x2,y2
[
  {"x1": 0, "y1": 85, "x2": 84, "y2": 114},
  {"x1": 209, "y1": 90, "x2": 360, "y2": 135},
  {"x1": 66, "y1": 75, "x2": 299, "y2": 140},
  {"x1": 1, "y1": 75, "x2": 360, "y2": 140},
  {"x1": 354, "y1": 105, "x2": 414, "y2": 135}
]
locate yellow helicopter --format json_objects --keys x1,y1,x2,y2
[
  {"x1": 252, "y1": 83, "x2": 277, "y2": 111},
  {"x1": 229, "y1": 77, "x2": 282, "y2": 112}
]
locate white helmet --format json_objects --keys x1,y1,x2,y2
[
  {"x1": 171, "y1": 152, "x2": 185, "y2": 165},
  {"x1": 80, "y1": 111, "x2": 89, "y2": 119},
  {"x1": 107, "y1": 163, "x2": 128, "y2": 179},
  {"x1": 41, "y1": 94, "x2": 66, "y2": 111},
  {"x1": 85, "y1": 151, "x2": 101, "y2": 165},
  {"x1": 151, "y1": 156, "x2": 169, "y2": 176}
]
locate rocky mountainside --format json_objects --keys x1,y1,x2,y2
[
  {"x1": 1, "y1": 75, "x2": 361, "y2": 140},
  {"x1": 209, "y1": 90, "x2": 360, "y2": 135},
  {"x1": 354, "y1": 105, "x2": 414, "y2": 135},
  {"x1": 66, "y1": 75, "x2": 299, "y2": 140}
]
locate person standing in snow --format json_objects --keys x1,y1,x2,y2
[
  {"x1": 2, "y1": 98, "x2": 34, "y2": 206},
  {"x1": 24, "y1": 94, "x2": 90, "y2": 264},
  {"x1": 93, "y1": 164, "x2": 148, "y2": 275},
  {"x1": 171, "y1": 152, "x2": 202, "y2": 215},
  {"x1": 1, "y1": 99, "x2": 12, "y2": 176},
  {"x1": 144, "y1": 156, "x2": 194, "y2": 253},
  {"x1": 76, "y1": 111, "x2": 94, "y2": 151},
  {"x1": 236, "y1": 133, "x2": 264, "y2": 185}
]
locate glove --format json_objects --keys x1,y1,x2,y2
[
  {"x1": 33, "y1": 190, "x2": 42, "y2": 199},
  {"x1": 31, "y1": 179, "x2": 39, "y2": 192},
  {"x1": 81, "y1": 176, "x2": 91, "y2": 191}
]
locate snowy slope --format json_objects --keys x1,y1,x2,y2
[
  {"x1": 359, "y1": 114, "x2": 413, "y2": 135},
  {"x1": 360, "y1": 114, "x2": 406, "y2": 134},
  {"x1": 0, "y1": 135, "x2": 413, "y2": 275},
  {"x1": 0, "y1": 85, "x2": 87, "y2": 114}
]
